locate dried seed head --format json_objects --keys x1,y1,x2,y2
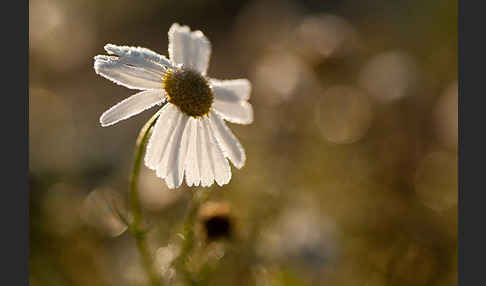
[
  {"x1": 163, "y1": 68, "x2": 213, "y2": 117},
  {"x1": 199, "y1": 201, "x2": 233, "y2": 241}
]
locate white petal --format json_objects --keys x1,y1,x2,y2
[
  {"x1": 203, "y1": 118, "x2": 231, "y2": 186},
  {"x1": 100, "y1": 90, "x2": 164, "y2": 127},
  {"x1": 168, "y1": 23, "x2": 211, "y2": 74},
  {"x1": 164, "y1": 115, "x2": 190, "y2": 188},
  {"x1": 94, "y1": 55, "x2": 163, "y2": 90},
  {"x1": 212, "y1": 99, "x2": 254, "y2": 125},
  {"x1": 210, "y1": 79, "x2": 252, "y2": 102},
  {"x1": 145, "y1": 104, "x2": 179, "y2": 169},
  {"x1": 197, "y1": 119, "x2": 214, "y2": 187},
  {"x1": 104, "y1": 44, "x2": 172, "y2": 69},
  {"x1": 156, "y1": 113, "x2": 187, "y2": 182},
  {"x1": 184, "y1": 118, "x2": 200, "y2": 187},
  {"x1": 208, "y1": 111, "x2": 246, "y2": 169}
]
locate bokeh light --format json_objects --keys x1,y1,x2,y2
[
  {"x1": 29, "y1": 0, "x2": 96, "y2": 72},
  {"x1": 294, "y1": 13, "x2": 360, "y2": 60},
  {"x1": 358, "y1": 51, "x2": 419, "y2": 104},
  {"x1": 434, "y1": 81, "x2": 458, "y2": 150},
  {"x1": 252, "y1": 51, "x2": 308, "y2": 105},
  {"x1": 155, "y1": 244, "x2": 179, "y2": 283},
  {"x1": 315, "y1": 85, "x2": 373, "y2": 144},
  {"x1": 258, "y1": 198, "x2": 339, "y2": 283}
]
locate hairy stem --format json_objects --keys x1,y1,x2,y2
[{"x1": 129, "y1": 108, "x2": 164, "y2": 286}]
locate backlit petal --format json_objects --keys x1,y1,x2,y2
[
  {"x1": 210, "y1": 79, "x2": 251, "y2": 102},
  {"x1": 212, "y1": 99, "x2": 254, "y2": 125},
  {"x1": 208, "y1": 111, "x2": 246, "y2": 169},
  {"x1": 145, "y1": 104, "x2": 179, "y2": 169},
  {"x1": 100, "y1": 90, "x2": 164, "y2": 127},
  {"x1": 168, "y1": 23, "x2": 211, "y2": 74}
]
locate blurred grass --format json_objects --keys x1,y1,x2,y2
[{"x1": 30, "y1": 0, "x2": 457, "y2": 285}]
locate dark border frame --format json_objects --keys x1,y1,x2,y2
[
  {"x1": 459, "y1": 0, "x2": 485, "y2": 285},
  {"x1": 3, "y1": 0, "x2": 29, "y2": 284}
]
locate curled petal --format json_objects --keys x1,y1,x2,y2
[
  {"x1": 94, "y1": 55, "x2": 164, "y2": 90},
  {"x1": 104, "y1": 44, "x2": 172, "y2": 69}
]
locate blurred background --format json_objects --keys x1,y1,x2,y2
[{"x1": 29, "y1": 0, "x2": 457, "y2": 285}]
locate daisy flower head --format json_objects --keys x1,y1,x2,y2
[{"x1": 94, "y1": 23, "x2": 253, "y2": 189}]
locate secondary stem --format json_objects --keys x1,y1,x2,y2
[{"x1": 129, "y1": 108, "x2": 163, "y2": 286}]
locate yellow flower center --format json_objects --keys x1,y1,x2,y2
[{"x1": 163, "y1": 68, "x2": 214, "y2": 117}]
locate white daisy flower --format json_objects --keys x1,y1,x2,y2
[{"x1": 94, "y1": 23, "x2": 253, "y2": 189}]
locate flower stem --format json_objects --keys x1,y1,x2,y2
[
  {"x1": 129, "y1": 108, "x2": 164, "y2": 286},
  {"x1": 173, "y1": 192, "x2": 210, "y2": 285}
]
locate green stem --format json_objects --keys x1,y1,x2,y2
[
  {"x1": 173, "y1": 192, "x2": 210, "y2": 285},
  {"x1": 129, "y1": 108, "x2": 164, "y2": 286}
]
